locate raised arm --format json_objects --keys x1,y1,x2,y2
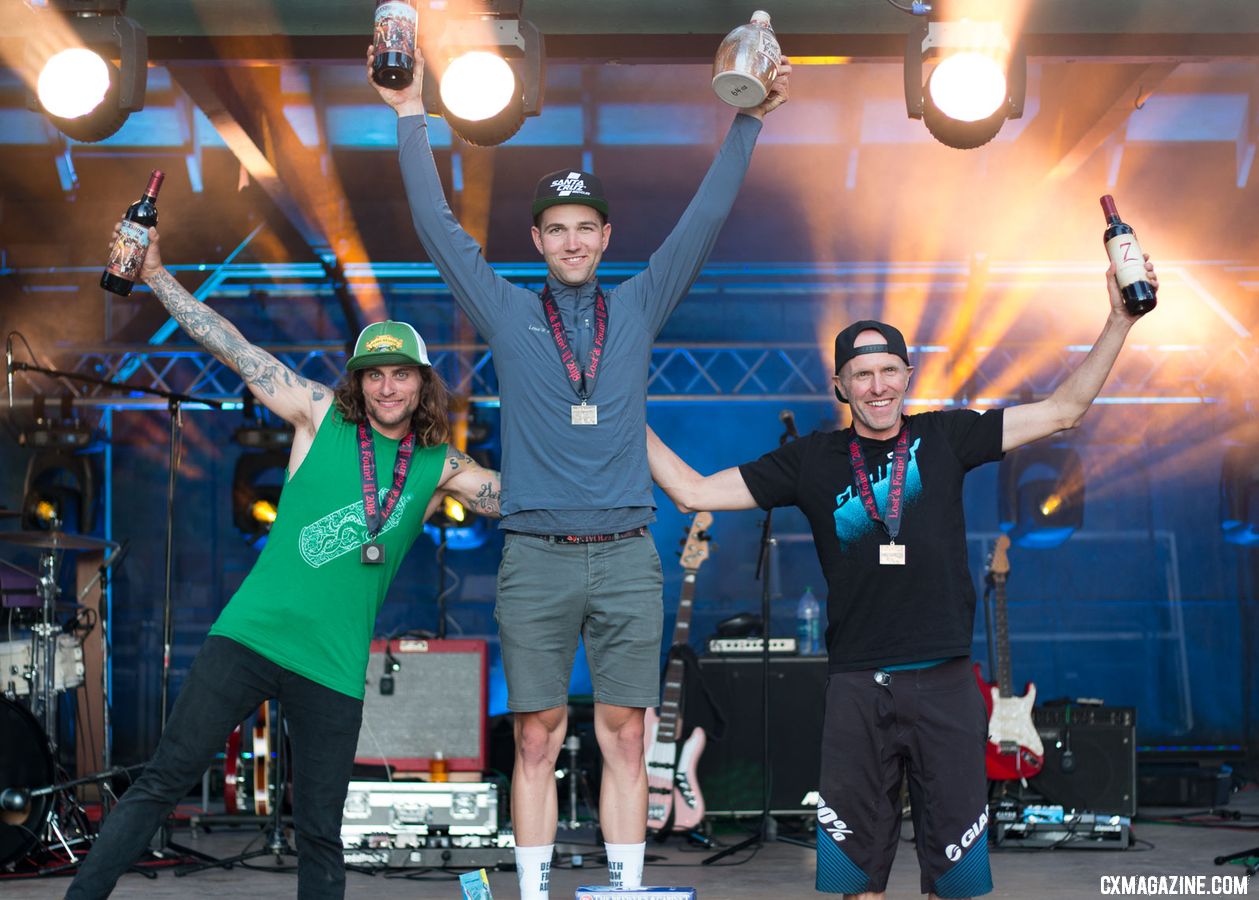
[
  {"x1": 1001, "y1": 257, "x2": 1156, "y2": 452},
  {"x1": 647, "y1": 427, "x2": 757, "y2": 513},
  {"x1": 132, "y1": 226, "x2": 331, "y2": 436},
  {"x1": 624, "y1": 61, "x2": 791, "y2": 336},
  {"x1": 426, "y1": 446, "x2": 502, "y2": 521},
  {"x1": 369, "y1": 46, "x2": 516, "y2": 340}
]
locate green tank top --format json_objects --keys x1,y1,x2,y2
[{"x1": 210, "y1": 408, "x2": 445, "y2": 699}]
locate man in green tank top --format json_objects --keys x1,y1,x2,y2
[{"x1": 67, "y1": 226, "x2": 501, "y2": 900}]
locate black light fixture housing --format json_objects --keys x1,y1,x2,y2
[
  {"x1": 998, "y1": 445, "x2": 1085, "y2": 549},
  {"x1": 32, "y1": 0, "x2": 147, "y2": 143},
  {"x1": 904, "y1": 17, "x2": 1025, "y2": 150},
  {"x1": 421, "y1": 0, "x2": 545, "y2": 147}
]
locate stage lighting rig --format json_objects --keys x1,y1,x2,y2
[
  {"x1": 903, "y1": 16, "x2": 1025, "y2": 150},
  {"x1": 422, "y1": 0, "x2": 545, "y2": 147},
  {"x1": 998, "y1": 445, "x2": 1084, "y2": 549},
  {"x1": 30, "y1": 0, "x2": 147, "y2": 143}
]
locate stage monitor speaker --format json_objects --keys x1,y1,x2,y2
[
  {"x1": 690, "y1": 656, "x2": 827, "y2": 817},
  {"x1": 356, "y1": 638, "x2": 488, "y2": 773},
  {"x1": 1030, "y1": 705, "x2": 1136, "y2": 817}
]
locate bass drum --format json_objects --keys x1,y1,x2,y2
[{"x1": 0, "y1": 698, "x2": 54, "y2": 866}]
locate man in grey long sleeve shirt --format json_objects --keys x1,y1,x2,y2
[{"x1": 371, "y1": 47, "x2": 789, "y2": 899}]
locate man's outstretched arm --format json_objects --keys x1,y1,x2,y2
[
  {"x1": 132, "y1": 226, "x2": 331, "y2": 434},
  {"x1": 1001, "y1": 256, "x2": 1156, "y2": 452},
  {"x1": 647, "y1": 427, "x2": 757, "y2": 513},
  {"x1": 427, "y1": 447, "x2": 502, "y2": 520}
]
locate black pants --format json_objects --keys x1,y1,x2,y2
[{"x1": 66, "y1": 636, "x2": 363, "y2": 899}]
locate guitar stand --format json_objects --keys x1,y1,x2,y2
[
  {"x1": 175, "y1": 704, "x2": 297, "y2": 878},
  {"x1": 1214, "y1": 846, "x2": 1259, "y2": 877}
]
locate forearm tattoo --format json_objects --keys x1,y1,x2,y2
[
  {"x1": 146, "y1": 268, "x2": 325, "y2": 401},
  {"x1": 469, "y1": 478, "x2": 501, "y2": 516}
]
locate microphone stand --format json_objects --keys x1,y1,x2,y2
[
  {"x1": 9, "y1": 361, "x2": 221, "y2": 864},
  {"x1": 705, "y1": 416, "x2": 806, "y2": 864}
]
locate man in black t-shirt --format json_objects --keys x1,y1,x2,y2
[{"x1": 646, "y1": 258, "x2": 1156, "y2": 899}]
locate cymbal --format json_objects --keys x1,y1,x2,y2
[{"x1": 0, "y1": 531, "x2": 115, "y2": 551}]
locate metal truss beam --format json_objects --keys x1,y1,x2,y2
[{"x1": 10, "y1": 340, "x2": 1256, "y2": 410}]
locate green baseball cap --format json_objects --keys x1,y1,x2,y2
[{"x1": 346, "y1": 321, "x2": 431, "y2": 371}]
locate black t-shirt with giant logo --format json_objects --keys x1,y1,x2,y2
[{"x1": 739, "y1": 409, "x2": 1005, "y2": 673}]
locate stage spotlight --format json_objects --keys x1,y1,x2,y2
[
  {"x1": 21, "y1": 396, "x2": 93, "y2": 449},
  {"x1": 22, "y1": 448, "x2": 96, "y2": 534},
  {"x1": 421, "y1": 1, "x2": 544, "y2": 147},
  {"x1": 231, "y1": 449, "x2": 287, "y2": 551},
  {"x1": 998, "y1": 446, "x2": 1084, "y2": 549},
  {"x1": 904, "y1": 18, "x2": 1025, "y2": 150},
  {"x1": 1220, "y1": 444, "x2": 1259, "y2": 546},
  {"x1": 231, "y1": 399, "x2": 292, "y2": 549},
  {"x1": 31, "y1": 1, "x2": 147, "y2": 143}
]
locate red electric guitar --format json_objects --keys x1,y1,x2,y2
[
  {"x1": 973, "y1": 535, "x2": 1044, "y2": 780},
  {"x1": 643, "y1": 511, "x2": 712, "y2": 835}
]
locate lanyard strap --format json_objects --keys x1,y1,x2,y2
[
  {"x1": 539, "y1": 284, "x2": 608, "y2": 404},
  {"x1": 848, "y1": 424, "x2": 910, "y2": 543},
  {"x1": 358, "y1": 421, "x2": 416, "y2": 539}
]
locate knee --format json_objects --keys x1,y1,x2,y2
[
  {"x1": 598, "y1": 718, "x2": 646, "y2": 766},
  {"x1": 515, "y1": 714, "x2": 565, "y2": 769}
]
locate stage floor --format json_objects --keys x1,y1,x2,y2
[{"x1": 3, "y1": 795, "x2": 1256, "y2": 899}]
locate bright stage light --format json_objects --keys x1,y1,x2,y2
[
  {"x1": 37, "y1": 48, "x2": 111, "y2": 119},
  {"x1": 928, "y1": 51, "x2": 1007, "y2": 123},
  {"x1": 440, "y1": 51, "x2": 517, "y2": 122}
]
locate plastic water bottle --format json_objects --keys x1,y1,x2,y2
[{"x1": 796, "y1": 586, "x2": 822, "y2": 656}]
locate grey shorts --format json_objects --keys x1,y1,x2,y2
[{"x1": 494, "y1": 531, "x2": 664, "y2": 713}]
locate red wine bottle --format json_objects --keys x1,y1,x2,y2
[
  {"x1": 101, "y1": 170, "x2": 163, "y2": 297},
  {"x1": 1100, "y1": 194, "x2": 1156, "y2": 316},
  {"x1": 371, "y1": 0, "x2": 418, "y2": 89}
]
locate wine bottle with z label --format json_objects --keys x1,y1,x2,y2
[{"x1": 1100, "y1": 194, "x2": 1156, "y2": 316}]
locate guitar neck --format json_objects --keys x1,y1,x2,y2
[
  {"x1": 993, "y1": 576, "x2": 1013, "y2": 698},
  {"x1": 656, "y1": 571, "x2": 697, "y2": 744}
]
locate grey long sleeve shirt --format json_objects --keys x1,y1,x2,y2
[{"x1": 397, "y1": 112, "x2": 762, "y2": 534}]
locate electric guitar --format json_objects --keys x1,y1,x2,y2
[
  {"x1": 973, "y1": 535, "x2": 1044, "y2": 779},
  {"x1": 223, "y1": 701, "x2": 273, "y2": 815},
  {"x1": 643, "y1": 511, "x2": 712, "y2": 835}
]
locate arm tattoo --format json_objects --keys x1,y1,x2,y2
[
  {"x1": 447, "y1": 447, "x2": 476, "y2": 470},
  {"x1": 146, "y1": 268, "x2": 325, "y2": 400},
  {"x1": 468, "y1": 479, "x2": 501, "y2": 516}
]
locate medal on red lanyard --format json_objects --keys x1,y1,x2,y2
[
  {"x1": 848, "y1": 424, "x2": 910, "y2": 566},
  {"x1": 358, "y1": 421, "x2": 415, "y2": 565},
  {"x1": 539, "y1": 285, "x2": 608, "y2": 426}
]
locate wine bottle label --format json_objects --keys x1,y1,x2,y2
[
  {"x1": 105, "y1": 220, "x2": 150, "y2": 281},
  {"x1": 1105, "y1": 232, "x2": 1148, "y2": 289},
  {"x1": 373, "y1": 2, "x2": 417, "y2": 56}
]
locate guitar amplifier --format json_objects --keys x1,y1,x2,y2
[
  {"x1": 356, "y1": 639, "x2": 488, "y2": 772},
  {"x1": 689, "y1": 656, "x2": 828, "y2": 817},
  {"x1": 1030, "y1": 705, "x2": 1136, "y2": 817}
]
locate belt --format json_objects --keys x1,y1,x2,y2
[{"x1": 508, "y1": 526, "x2": 649, "y2": 545}]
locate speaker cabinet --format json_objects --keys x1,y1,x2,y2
[
  {"x1": 356, "y1": 638, "x2": 488, "y2": 772},
  {"x1": 689, "y1": 656, "x2": 828, "y2": 817},
  {"x1": 1030, "y1": 705, "x2": 1136, "y2": 817}
]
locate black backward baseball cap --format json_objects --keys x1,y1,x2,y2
[
  {"x1": 532, "y1": 169, "x2": 609, "y2": 219},
  {"x1": 833, "y1": 319, "x2": 910, "y2": 402}
]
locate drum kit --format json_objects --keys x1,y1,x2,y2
[{"x1": 0, "y1": 516, "x2": 122, "y2": 870}]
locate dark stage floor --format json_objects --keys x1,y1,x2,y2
[{"x1": 3, "y1": 792, "x2": 1257, "y2": 899}]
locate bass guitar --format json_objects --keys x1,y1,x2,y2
[{"x1": 643, "y1": 511, "x2": 712, "y2": 834}]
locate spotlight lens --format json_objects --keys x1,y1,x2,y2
[
  {"x1": 440, "y1": 51, "x2": 516, "y2": 122},
  {"x1": 929, "y1": 52, "x2": 1006, "y2": 123},
  {"x1": 38, "y1": 48, "x2": 111, "y2": 119},
  {"x1": 250, "y1": 500, "x2": 278, "y2": 525},
  {"x1": 443, "y1": 496, "x2": 467, "y2": 523}
]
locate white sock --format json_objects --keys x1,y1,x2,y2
[
  {"x1": 514, "y1": 843, "x2": 553, "y2": 900},
  {"x1": 604, "y1": 841, "x2": 645, "y2": 889}
]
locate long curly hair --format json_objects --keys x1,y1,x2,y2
[{"x1": 332, "y1": 366, "x2": 451, "y2": 448}]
